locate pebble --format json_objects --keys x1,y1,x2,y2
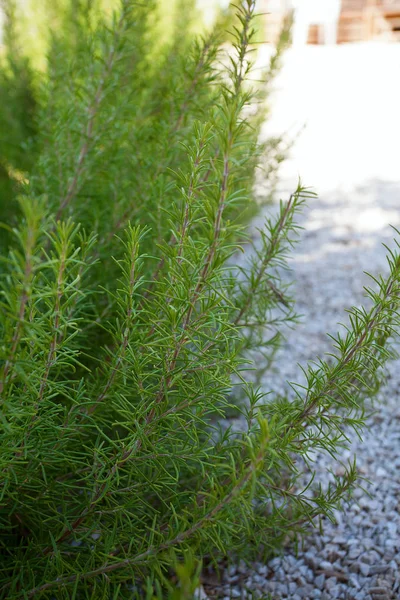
[
  {"x1": 349, "y1": 574, "x2": 360, "y2": 589},
  {"x1": 333, "y1": 536, "x2": 347, "y2": 545},
  {"x1": 279, "y1": 583, "x2": 288, "y2": 596},
  {"x1": 256, "y1": 564, "x2": 267, "y2": 576},
  {"x1": 194, "y1": 586, "x2": 209, "y2": 600},
  {"x1": 348, "y1": 547, "x2": 362, "y2": 560},
  {"x1": 320, "y1": 561, "x2": 334, "y2": 571},
  {"x1": 370, "y1": 565, "x2": 390, "y2": 575},
  {"x1": 289, "y1": 581, "x2": 297, "y2": 594},
  {"x1": 360, "y1": 562, "x2": 370, "y2": 577},
  {"x1": 324, "y1": 577, "x2": 337, "y2": 591}
]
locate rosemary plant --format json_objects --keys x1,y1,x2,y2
[{"x1": 0, "y1": 1, "x2": 400, "y2": 598}]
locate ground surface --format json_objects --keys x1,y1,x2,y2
[{"x1": 202, "y1": 43, "x2": 400, "y2": 600}]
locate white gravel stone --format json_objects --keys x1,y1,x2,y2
[
  {"x1": 194, "y1": 586, "x2": 209, "y2": 600},
  {"x1": 256, "y1": 564, "x2": 267, "y2": 576},
  {"x1": 289, "y1": 581, "x2": 297, "y2": 594},
  {"x1": 360, "y1": 563, "x2": 370, "y2": 577}
]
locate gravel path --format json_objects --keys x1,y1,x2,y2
[{"x1": 201, "y1": 44, "x2": 400, "y2": 600}]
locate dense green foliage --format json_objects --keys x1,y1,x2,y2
[{"x1": 1, "y1": 1, "x2": 400, "y2": 598}]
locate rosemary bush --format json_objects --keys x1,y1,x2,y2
[{"x1": 1, "y1": 1, "x2": 400, "y2": 598}]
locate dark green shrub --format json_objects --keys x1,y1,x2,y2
[{"x1": 0, "y1": 1, "x2": 399, "y2": 598}]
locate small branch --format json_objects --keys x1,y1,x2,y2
[
  {"x1": 298, "y1": 275, "x2": 398, "y2": 425},
  {"x1": 140, "y1": 0, "x2": 254, "y2": 431},
  {"x1": 9, "y1": 243, "x2": 68, "y2": 464},
  {"x1": 87, "y1": 254, "x2": 137, "y2": 414},
  {"x1": 37, "y1": 247, "x2": 67, "y2": 403},
  {"x1": 101, "y1": 34, "x2": 218, "y2": 248},
  {"x1": 42, "y1": 240, "x2": 139, "y2": 553},
  {"x1": 142, "y1": 151, "x2": 216, "y2": 307},
  {"x1": 55, "y1": 7, "x2": 128, "y2": 222},
  {"x1": 173, "y1": 36, "x2": 216, "y2": 133},
  {"x1": 234, "y1": 192, "x2": 296, "y2": 326},
  {"x1": 0, "y1": 227, "x2": 35, "y2": 397},
  {"x1": 27, "y1": 446, "x2": 266, "y2": 597}
]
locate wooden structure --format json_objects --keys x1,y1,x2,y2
[
  {"x1": 367, "y1": 1, "x2": 400, "y2": 40},
  {"x1": 263, "y1": 0, "x2": 400, "y2": 44}
]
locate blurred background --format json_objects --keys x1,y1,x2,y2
[
  {"x1": 197, "y1": 1, "x2": 400, "y2": 268},
  {"x1": 252, "y1": 0, "x2": 400, "y2": 196},
  {"x1": 0, "y1": 0, "x2": 399, "y2": 247}
]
